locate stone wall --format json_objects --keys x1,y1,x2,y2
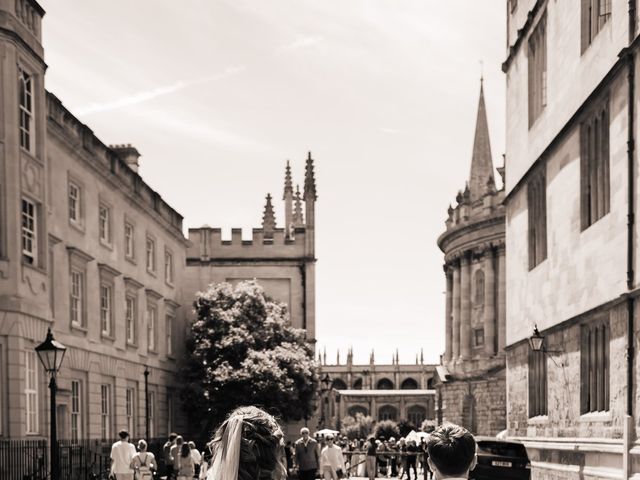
[{"x1": 438, "y1": 369, "x2": 506, "y2": 436}]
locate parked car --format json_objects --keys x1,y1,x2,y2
[{"x1": 470, "y1": 437, "x2": 531, "y2": 480}]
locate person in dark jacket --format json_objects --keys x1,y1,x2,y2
[{"x1": 294, "y1": 427, "x2": 320, "y2": 480}]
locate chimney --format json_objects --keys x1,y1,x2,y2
[{"x1": 110, "y1": 144, "x2": 141, "y2": 172}]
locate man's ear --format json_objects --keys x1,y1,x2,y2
[{"x1": 469, "y1": 453, "x2": 478, "y2": 472}]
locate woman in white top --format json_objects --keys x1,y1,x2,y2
[
  {"x1": 131, "y1": 439, "x2": 157, "y2": 480},
  {"x1": 320, "y1": 435, "x2": 345, "y2": 480}
]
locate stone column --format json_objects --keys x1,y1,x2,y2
[
  {"x1": 445, "y1": 266, "x2": 453, "y2": 362},
  {"x1": 484, "y1": 247, "x2": 496, "y2": 356},
  {"x1": 460, "y1": 252, "x2": 471, "y2": 360},
  {"x1": 451, "y1": 261, "x2": 461, "y2": 360},
  {"x1": 497, "y1": 246, "x2": 506, "y2": 352}
]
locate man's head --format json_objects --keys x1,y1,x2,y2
[
  {"x1": 118, "y1": 430, "x2": 129, "y2": 441},
  {"x1": 169, "y1": 432, "x2": 177, "y2": 442},
  {"x1": 325, "y1": 434, "x2": 334, "y2": 445},
  {"x1": 175, "y1": 435, "x2": 184, "y2": 446},
  {"x1": 427, "y1": 424, "x2": 476, "y2": 478},
  {"x1": 300, "y1": 427, "x2": 310, "y2": 440}
]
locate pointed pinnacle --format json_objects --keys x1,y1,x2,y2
[
  {"x1": 283, "y1": 160, "x2": 293, "y2": 199},
  {"x1": 304, "y1": 151, "x2": 318, "y2": 201},
  {"x1": 261, "y1": 193, "x2": 276, "y2": 235}
]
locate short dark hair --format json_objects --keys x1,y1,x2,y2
[
  {"x1": 427, "y1": 424, "x2": 476, "y2": 476},
  {"x1": 118, "y1": 430, "x2": 129, "y2": 440},
  {"x1": 169, "y1": 433, "x2": 178, "y2": 442}
]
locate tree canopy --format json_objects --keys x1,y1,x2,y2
[{"x1": 179, "y1": 280, "x2": 318, "y2": 433}]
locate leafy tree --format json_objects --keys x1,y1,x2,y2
[
  {"x1": 374, "y1": 420, "x2": 400, "y2": 440},
  {"x1": 179, "y1": 280, "x2": 319, "y2": 434},
  {"x1": 341, "y1": 413, "x2": 374, "y2": 439},
  {"x1": 397, "y1": 419, "x2": 416, "y2": 437}
]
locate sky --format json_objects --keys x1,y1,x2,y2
[{"x1": 40, "y1": 1, "x2": 506, "y2": 365}]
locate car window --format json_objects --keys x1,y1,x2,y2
[{"x1": 477, "y1": 441, "x2": 528, "y2": 458}]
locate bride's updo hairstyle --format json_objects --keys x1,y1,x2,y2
[{"x1": 207, "y1": 406, "x2": 287, "y2": 480}]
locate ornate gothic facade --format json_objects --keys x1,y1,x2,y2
[{"x1": 435, "y1": 80, "x2": 507, "y2": 436}]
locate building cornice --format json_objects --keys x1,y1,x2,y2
[
  {"x1": 46, "y1": 94, "x2": 189, "y2": 247},
  {"x1": 502, "y1": 0, "x2": 546, "y2": 73},
  {"x1": 437, "y1": 213, "x2": 505, "y2": 253}
]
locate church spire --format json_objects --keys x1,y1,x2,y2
[
  {"x1": 261, "y1": 193, "x2": 276, "y2": 238},
  {"x1": 468, "y1": 78, "x2": 495, "y2": 203},
  {"x1": 304, "y1": 151, "x2": 317, "y2": 202}
]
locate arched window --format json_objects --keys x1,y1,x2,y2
[
  {"x1": 332, "y1": 379, "x2": 348, "y2": 390},
  {"x1": 376, "y1": 378, "x2": 394, "y2": 390},
  {"x1": 378, "y1": 405, "x2": 397, "y2": 421},
  {"x1": 352, "y1": 378, "x2": 363, "y2": 390},
  {"x1": 407, "y1": 405, "x2": 427, "y2": 427},
  {"x1": 474, "y1": 269, "x2": 485, "y2": 305},
  {"x1": 400, "y1": 378, "x2": 418, "y2": 390},
  {"x1": 348, "y1": 405, "x2": 368, "y2": 418}
]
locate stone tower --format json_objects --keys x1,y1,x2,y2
[
  {"x1": 185, "y1": 153, "x2": 318, "y2": 340},
  {"x1": 434, "y1": 79, "x2": 506, "y2": 436}
]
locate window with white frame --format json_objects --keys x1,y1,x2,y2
[
  {"x1": 166, "y1": 313, "x2": 174, "y2": 356},
  {"x1": 100, "y1": 384, "x2": 111, "y2": 440},
  {"x1": 71, "y1": 380, "x2": 82, "y2": 443},
  {"x1": 164, "y1": 250, "x2": 173, "y2": 284},
  {"x1": 68, "y1": 181, "x2": 82, "y2": 225},
  {"x1": 100, "y1": 284, "x2": 113, "y2": 336},
  {"x1": 146, "y1": 236, "x2": 156, "y2": 273},
  {"x1": 147, "y1": 303, "x2": 157, "y2": 352},
  {"x1": 25, "y1": 351, "x2": 38, "y2": 434},
  {"x1": 21, "y1": 198, "x2": 37, "y2": 265},
  {"x1": 70, "y1": 269, "x2": 84, "y2": 327},
  {"x1": 19, "y1": 68, "x2": 34, "y2": 152},
  {"x1": 99, "y1": 204, "x2": 111, "y2": 244},
  {"x1": 125, "y1": 387, "x2": 135, "y2": 436},
  {"x1": 124, "y1": 222, "x2": 135, "y2": 259},
  {"x1": 126, "y1": 295, "x2": 137, "y2": 345}
]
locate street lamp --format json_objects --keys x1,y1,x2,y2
[
  {"x1": 35, "y1": 328, "x2": 67, "y2": 480},
  {"x1": 144, "y1": 366, "x2": 150, "y2": 440},
  {"x1": 320, "y1": 374, "x2": 331, "y2": 428},
  {"x1": 528, "y1": 325, "x2": 545, "y2": 352}
]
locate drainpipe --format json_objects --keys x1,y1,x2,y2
[{"x1": 625, "y1": 2, "x2": 637, "y2": 478}]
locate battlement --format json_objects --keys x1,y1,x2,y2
[
  {"x1": 445, "y1": 188, "x2": 505, "y2": 231},
  {"x1": 45, "y1": 92, "x2": 185, "y2": 240},
  {"x1": 187, "y1": 226, "x2": 308, "y2": 261}
]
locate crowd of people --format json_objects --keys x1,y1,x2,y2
[
  {"x1": 109, "y1": 407, "x2": 478, "y2": 480},
  {"x1": 109, "y1": 430, "x2": 204, "y2": 480},
  {"x1": 287, "y1": 428, "x2": 432, "y2": 480}
]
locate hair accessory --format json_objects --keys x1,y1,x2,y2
[{"x1": 208, "y1": 414, "x2": 244, "y2": 480}]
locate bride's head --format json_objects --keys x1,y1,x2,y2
[{"x1": 208, "y1": 406, "x2": 287, "y2": 480}]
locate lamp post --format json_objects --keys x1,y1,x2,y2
[
  {"x1": 320, "y1": 374, "x2": 331, "y2": 428},
  {"x1": 35, "y1": 328, "x2": 67, "y2": 480},
  {"x1": 144, "y1": 366, "x2": 150, "y2": 440}
]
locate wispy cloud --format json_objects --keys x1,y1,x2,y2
[
  {"x1": 75, "y1": 65, "x2": 246, "y2": 116},
  {"x1": 277, "y1": 35, "x2": 323, "y2": 52}
]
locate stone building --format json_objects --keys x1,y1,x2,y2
[
  {"x1": 185, "y1": 156, "x2": 317, "y2": 340},
  {"x1": 318, "y1": 349, "x2": 436, "y2": 432},
  {"x1": 0, "y1": 1, "x2": 318, "y2": 443},
  {"x1": 0, "y1": 1, "x2": 189, "y2": 440},
  {"x1": 185, "y1": 157, "x2": 317, "y2": 438},
  {"x1": 503, "y1": 1, "x2": 640, "y2": 479},
  {"x1": 435, "y1": 80, "x2": 506, "y2": 436}
]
